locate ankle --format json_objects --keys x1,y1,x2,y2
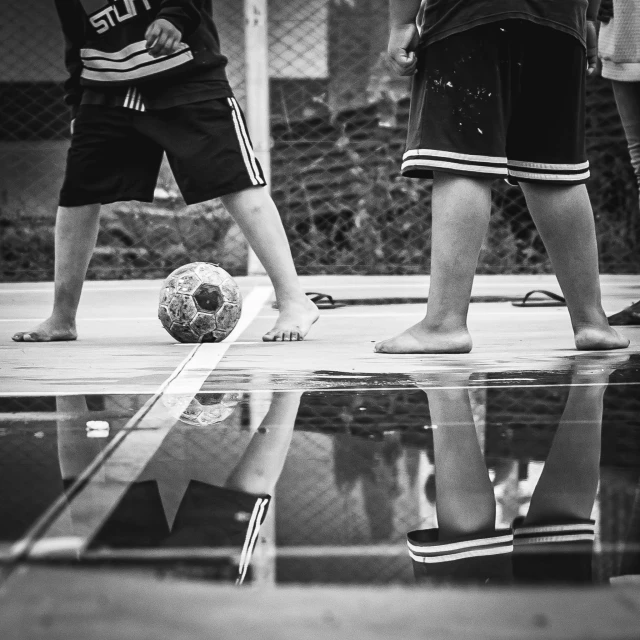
[
  {"x1": 50, "y1": 310, "x2": 77, "y2": 326},
  {"x1": 572, "y1": 313, "x2": 610, "y2": 333},
  {"x1": 275, "y1": 291, "x2": 310, "y2": 307},
  {"x1": 421, "y1": 317, "x2": 469, "y2": 334}
]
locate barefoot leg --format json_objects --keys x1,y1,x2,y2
[
  {"x1": 376, "y1": 173, "x2": 492, "y2": 354},
  {"x1": 219, "y1": 188, "x2": 318, "y2": 342},
  {"x1": 520, "y1": 183, "x2": 629, "y2": 351},
  {"x1": 12, "y1": 204, "x2": 101, "y2": 342}
]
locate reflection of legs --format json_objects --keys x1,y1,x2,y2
[
  {"x1": 225, "y1": 391, "x2": 301, "y2": 496},
  {"x1": 12, "y1": 205, "x2": 101, "y2": 342},
  {"x1": 519, "y1": 183, "x2": 628, "y2": 351},
  {"x1": 425, "y1": 384, "x2": 495, "y2": 538},
  {"x1": 56, "y1": 395, "x2": 110, "y2": 536},
  {"x1": 612, "y1": 80, "x2": 640, "y2": 197},
  {"x1": 376, "y1": 173, "x2": 492, "y2": 354},
  {"x1": 57, "y1": 395, "x2": 107, "y2": 483},
  {"x1": 524, "y1": 369, "x2": 606, "y2": 525},
  {"x1": 219, "y1": 189, "x2": 318, "y2": 342}
]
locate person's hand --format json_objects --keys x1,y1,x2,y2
[
  {"x1": 586, "y1": 20, "x2": 598, "y2": 76},
  {"x1": 387, "y1": 23, "x2": 419, "y2": 76},
  {"x1": 145, "y1": 19, "x2": 182, "y2": 58}
]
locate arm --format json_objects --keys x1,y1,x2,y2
[
  {"x1": 388, "y1": 0, "x2": 422, "y2": 76},
  {"x1": 586, "y1": 0, "x2": 602, "y2": 75},
  {"x1": 156, "y1": 0, "x2": 201, "y2": 37},
  {"x1": 54, "y1": 0, "x2": 85, "y2": 122},
  {"x1": 146, "y1": 0, "x2": 202, "y2": 57},
  {"x1": 587, "y1": 0, "x2": 601, "y2": 20}
]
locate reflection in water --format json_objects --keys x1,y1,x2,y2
[
  {"x1": 408, "y1": 359, "x2": 626, "y2": 585},
  {"x1": 2, "y1": 356, "x2": 639, "y2": 587},
  {"x1": 58, "y1": 392, "x2": 301, "y2": 584}
]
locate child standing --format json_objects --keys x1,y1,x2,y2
[
  {"x1": 377, "y1": 0, "x2": 629, "y2": 353},
  {"x1": 12, "y1": 0, "x2": 318, "y2": 343}
]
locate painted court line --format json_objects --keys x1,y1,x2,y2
[
  {"x1": 10, "y1": 287, "x2": 272, "y2": 560},
  {"x1": 0, "y1": 308, "x2": 568, "y2": 323}
]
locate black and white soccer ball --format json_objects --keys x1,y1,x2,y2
[{"x1": 158, "y1": 262, "x2": 242, "y2": 343}]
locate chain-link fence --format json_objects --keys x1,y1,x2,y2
[{"x1": 1, "y1": 0, "x2": 639, "y2": 280}]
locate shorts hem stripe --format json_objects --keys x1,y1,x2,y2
[
  {"x1": 508, "y1": 169, "x2": 590, "y2": 181},
  {"x1": 403, "y1": 148, "x2": 508, "y2": 165},
  {"x1": 509, "y1": 159, "x2": 589, "y2": 171},
  {"x1": 408, "y1": 545, "x2": 514, "y2": 564},
  {"x1": 402, "y1": 159, "x2": 508, "y2": 175}
]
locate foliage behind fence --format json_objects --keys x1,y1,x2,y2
[{"x1": 1, "y1": 0, "x2": 639, "y2": 280}]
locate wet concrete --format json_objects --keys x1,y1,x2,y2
[{"x1": 1, "y1": 359, "x2": 638, "y2": 588}]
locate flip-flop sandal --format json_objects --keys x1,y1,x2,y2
[
  {"x1": 511, "y1": 290, "x2": 567, "y2": 307},
  {"x1": 272, "y1": 292, "x2": 346, "y2": 310},
  {"x1": 305, "y1": 292, "x2": 346, "y2": 309},
  {"x1": 607, "y1": 301, "x2": 640, "y2": 326}
]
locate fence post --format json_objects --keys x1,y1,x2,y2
[{"x1": 244, "y1": 0, "x2": 270, "y2": 276}]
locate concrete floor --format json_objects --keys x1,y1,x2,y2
[
  {"x1": 1, "y1": 274, "x2": 639, "y2": 394},
  {"x1": 1, "y1": 274, "x2": 640, "y2": 639}
]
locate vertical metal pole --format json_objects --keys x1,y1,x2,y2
[{"x1": 244, "y1": 0, "x2": 270, "y2": 276}]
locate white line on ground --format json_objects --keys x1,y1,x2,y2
[
  {"x1": 0, "y1": 309, "x2": 575, "y2": 323},
  {"x1": 10, "y1": 286, "x2": 272, "y2": 560},
  {"x1": 0, "y1": 281, "x2": 565, "y2": 294}
]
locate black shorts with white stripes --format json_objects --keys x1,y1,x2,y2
[
  {"x1": 402, "y1": 20, "x2": 589, "y2": 185},
  {"x1": 60, "y1": 97, "x2": 266, "y2": 207}
]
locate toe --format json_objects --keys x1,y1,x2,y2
[
  {"x1": 12, "y1": 332, "x2": 25, "y2": 342},
  {"x1": 262, "y1": 332, "x2": 276, "y2": 342}
]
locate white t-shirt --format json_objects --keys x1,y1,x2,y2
[{"x1": 599, "y1": 0, "x2": 640, "y2": 82}]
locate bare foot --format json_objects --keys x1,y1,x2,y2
[
  {"x1": 262, "y1": 296, "x2": 319, "y2": 342},
  {"x1": 574, "y1": 325, "x2": 629, "y2": 351},
  {"x1": 12, "y1": 317, "x2": 77, "y2": 342},
  {"x1": 375, "y1": 323, "x2": 472, "y2": 354}
]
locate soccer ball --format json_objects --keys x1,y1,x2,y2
[
  {"x1": 158, "y1": 262, "x2": 242, "y2": 342},
  {"x1": 163, "y1": 392, "x2": 242, "y2": 426}
]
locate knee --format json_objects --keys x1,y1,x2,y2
[
  {"x1": 220, "y1": 186, "x2": 270, "y2": 214},
  {"x1": 626, "y1": 143, "x2": 640, "y2": 191}
]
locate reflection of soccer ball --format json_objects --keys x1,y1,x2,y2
[
  {"x1": 164, "y1": 392, "x2": 242, "y2": 427},
  {"x1": 158, "y1": 262, "x2": 242, "y2": 343}
]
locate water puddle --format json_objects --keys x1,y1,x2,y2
[{"x1": 1, "y1": 361, "x2": 638, "y2": 587}]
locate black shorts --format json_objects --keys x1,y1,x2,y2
[
  {"x1": 407, "y1": 527, "x2": 514, "y2": 585},
  {"x1": 407, "y1": 518, "x2": 596, "y2": 586},
  {"x1": 59, "y1": 97, "x2": 266, "y2": 207},
  {"x1": 402, "y1": 20, "x2": 589, "y2": 184}
]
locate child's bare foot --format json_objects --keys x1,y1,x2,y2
[
  {"x1": 574, "y1": 325, "x2": 629, "y2": 351},
  {"x1": 263, "y1": 296, "x2": 319, "y2": 342},
  {"x1": 12, "y1": 317, "x2": 77, "y2": 342},
  {"x1": 375, "y1": 323, "x2": 472, "y2": 354}
]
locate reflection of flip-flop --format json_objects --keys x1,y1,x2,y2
[
  {"x1": 272, "y1": 292, "x2": 346, "y2": 310},
  {"x1": 511, "y1": 290, "x2": 566, "y2": 307},
  {"x1": 608, "y1": 301, "x2": 640, "y2": 326}
]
